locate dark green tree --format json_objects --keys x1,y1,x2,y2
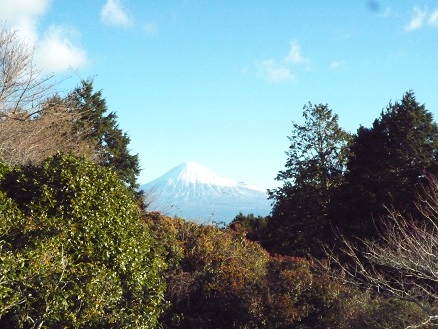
[
  {"x1": 0, "y1": 154, "x2": 166, "y2": 328},
  {"x1": 267, "y1": 103, "x2": 351, "y2": 256},
  {"x1": 68, "y1": 80, "x2": 141, "y2": 191},
  {"x1": 340, "y1": 91, "x2": 438, "y2": 239},
  {"x1": 228, "y1": 212, "x2": 269, "y2": 242}
]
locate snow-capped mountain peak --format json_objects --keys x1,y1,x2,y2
[
  {"x1": 171, "y1": 162, "x2": 237, "y2": 186},
  {"x1": 141, "y1": 162, "x2": 271, "y2": 223}
]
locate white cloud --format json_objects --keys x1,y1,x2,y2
[
  {"x1": 404, "y1": 7, "x2": 438, "y2": 31},
  {"x1": 405, "y1": 7, "x2": 427, "y2": 31},
  {"x1": 0, "y1": 1, "x2": 89, "y2": 74},
  {"x1": 429, "y1": 9, "x2": 438, "y2": 26},
  {"x1": 0, "y1": 0, "x2": 50, "y2": 21},
  {"x1": 35, "y1": 26, "x2": 87, "y2": 73},
  {"x1": 101, "y1": 0, "x2": 134, "y2": 27},
  {"x1": 9, "y1": 18, "x2": 39, "y2": 44},
  {"x1": 254, "y1": 40, "x2": 310, "y2": 83},
  {"x1": 285, "y1": 40, "x2": 306, "y2": 64},
  {"x1": 256, "y1": 59, "x2": 295, "y2": 83},
  {"x1": 0, "y1": 0, "x2": 51, "y2": 42}
]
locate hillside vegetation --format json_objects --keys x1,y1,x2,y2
[{"x1": 1, "y1": 25, "x2": 438, "y2": 328}]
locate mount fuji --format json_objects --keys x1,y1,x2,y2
[{"x1": 141, "y1": 162, "x2": 272, "y2": 223}]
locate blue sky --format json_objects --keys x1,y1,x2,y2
[{"x1": 1, "y1": 0, "x2": 438, "y2": 190}]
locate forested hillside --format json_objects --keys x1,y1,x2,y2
[{"x1": 1, "y1": 24, "x2": 438, "y2": 328}]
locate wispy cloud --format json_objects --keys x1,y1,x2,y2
[
  {"x1": 256, "y1": 59, "x2": 295, "y2": 83},
  {"x1": 372, "y1": 6, "x2": 398, "y2": 20},
  {"x1": 35, "y1": 26, "x2": 87, "y2": 73},
  {"x1": 330, "y1": 60, "x2": 348, "y2": 71},
  {"x1": 101, "y1": 0, "x2": 134, "y2": 27},
  {"x1": 405, "y1": 7, "x2": 427, "y2": 31},
  {"x1": 404, "y1": 7, "x2": 438, "y2": 31},
  {"x1": 285, "y1": 40, "x2": 307, "y2": 64},
  {"x1": 429, "y1": 9, "x2": 438, "y2": 26},
  {"x1": 0, "y1": 0, "x2": 88, "y2": 73},
  {"x1": 255, "y1": 40, "x2": 308, "y2": 83}
]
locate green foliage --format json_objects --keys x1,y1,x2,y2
[
  {"x1": 0, "y1": 161, "x2": 10, "y2": 178},
  {"x1": 267, "y1": 103, "x2": 351, "y2": 256},
  {"x1": 228, "y1": 212, "x2": 269, "y2": 242},
  {"x1": 333, "y1": 289, "x2": 434, "y2": 329},
  {"x1": 265, "y1": 92, "x2": 438, "y2": 255},
  {"x1": 274, "y1": 102, "x2": 351, "y2": 190},
  {"x1": 68, "y1": 80, "x2": 141, "y2": 192},
  {"x1": 0, "y1": 154, "x2": 166, "y2": 328},
  {"x1": 340, "y1": 91, "x2": 438, "y2": 239}
]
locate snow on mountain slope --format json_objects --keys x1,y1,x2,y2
[{"x1": 141, "y1": 162, "x2": 271, "y2": 223}]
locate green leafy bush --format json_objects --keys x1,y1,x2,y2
[
  {"x1": 331, "y1": 289, "x2": 433, "y2": 329},
  {"x1": 0, "y1": 154, "x2": 166, "y2": 328}
]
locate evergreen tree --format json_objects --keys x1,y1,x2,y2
[
  {"x1": 340, "y1": 91, "x2": 438, "y2": 239},
  {"x1": 69, "y1": 80, "x2": 141, "y2": 191},
  {"x1": 228, "y1": 212, "x2": 269, "y2": 242},
  {"x1": 267, "y1": 103, "x2": 351, "y2": 256}
]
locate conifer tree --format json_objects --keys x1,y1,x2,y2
[
  {"x1": 267, "y1": 103, "x2": 351, "y2": 256},
  {"x1": 340, "y1": 91, "x2": 438, "y2": 239},
  {"x1": 68, "y1": 80, "x2": 141, "y2": 191}
]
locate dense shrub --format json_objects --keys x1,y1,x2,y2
[
  {"x1": 144, "y1": 214, "x2": 269, "y2": 328},
  {"x1": 259, "y1": 256, "x2": 343, "y2": 329},
  {"x1": 145, "y1": 214, "x2": 346, "y2": 329},
  {"x1": 331, "y1": 289, "x2": 434, "y2": 329},
  {"x1": 0, "y1": 154, "x2": 166, "y2": 328}
]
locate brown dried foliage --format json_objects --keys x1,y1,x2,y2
[{"x1": 0, "y1": 98, "x2": 96, "y2": 166}]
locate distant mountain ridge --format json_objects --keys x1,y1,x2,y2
[{"x1": 141, "y1": 162, "x2": 271, "y2": 223}]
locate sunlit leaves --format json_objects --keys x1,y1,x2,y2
[{"x1": 0, "y1": 154, "x2": 166, "y2": 328}]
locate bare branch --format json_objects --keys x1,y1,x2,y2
[
  {"x1": 321, "y1": 174, "x2": 438, "y2": 327},
  {"x1": 0, "y1": 24, "x2": 56, "y2": 119}
]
